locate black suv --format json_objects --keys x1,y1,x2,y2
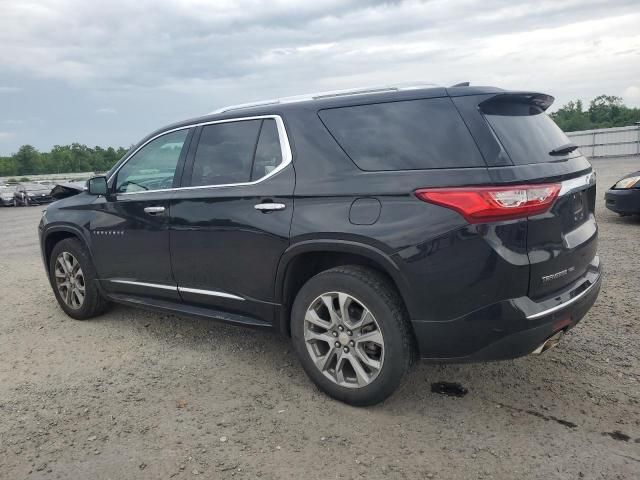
[{"x1": 39, "y1": 85, "x2": 601, "y2": 405}]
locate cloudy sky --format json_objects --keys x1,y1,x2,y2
[{"x1": 0, "y1": 0, "x2": 639, "y2": 155}]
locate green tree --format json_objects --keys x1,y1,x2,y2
[
  {"x1": 13, "y1": 145, "x2": 41, "y2": 175},
  {"x1": 551, "y1": 94, "x2": 640, "y2": 131}
]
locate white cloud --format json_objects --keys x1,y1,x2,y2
[
  {"x1": 0, "y1": 132, "x2": 16, "y2": 141},
  {"x1": 96, "y1": 107, "x2": 117, "y2": 115},
  {"x1": 623, "y1": 86, "x2": 640, "y2": 107}
]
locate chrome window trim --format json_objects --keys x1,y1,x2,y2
[
  {"x1": 109, "y1": 279, "x2": 177, "y2": 291},
  {"x1": 558, "y1": 172, "x2": 596, "y2": 196},
  {"x1": 178, "y1": 287, "x2": 244, "y2": 301},
  {"x1": 108, "y1": 114, "x2": 292, "y2": 195}
]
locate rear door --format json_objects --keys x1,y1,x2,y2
[
  {"x1": 169, "y1": 116, "x2": 294, "y2": 323},
  {"x1": 474, "y1": 94, "x2": 598, "y2": 299}
]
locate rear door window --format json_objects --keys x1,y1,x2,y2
[
  {"x1": 251, "y1": 119, "x2": 283, "y2": 181},
  {"x1": 189, "y1": 118, "x2": 285, "y2": 187},
  {"x1": 190, "y1": 120, "x2": 261, "y2": 187},
  {"x1": 318, "y1": 98, "x2": 485, "y2": 171},
  {"x1": 482, "y1": 101, "x2": 579, "y2": 165}
]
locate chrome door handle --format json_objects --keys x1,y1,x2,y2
[
  {"x1": 254, "y1": 202, "x2": 286, "y2": 212},
  {"x1": 144, "y1": 206, "x2": 165, "y2": 215}
]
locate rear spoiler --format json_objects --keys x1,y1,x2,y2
[{"x1": 479, "y1": 92, "x2": 555, "y2": 113}]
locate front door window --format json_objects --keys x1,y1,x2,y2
[{"x1": 115, "y1": 129, "x2": 188, "y2": 193}]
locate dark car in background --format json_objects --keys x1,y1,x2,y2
[
  {"x1": 0, "y1": 185, "x2": 15, "y2": 206},
  {"x1": 605, "y1": 171, "x2": 640, "y2": 216},
  {"x1": 38, "y1": 84, "x2": 601, "y2": 405},
  {"x1": 14, "y1": 183, "x2": 54, "y2": 206}
]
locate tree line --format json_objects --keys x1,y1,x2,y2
[
  {"x1": 550, "y1": 94, "x2": 640, "y2": 132},
  {"x1": 0, "y1": 144, "x2": 129, "y2": 177},
  {"x1": 1, "y1": 94, "x2": 639, "y2": 177}
]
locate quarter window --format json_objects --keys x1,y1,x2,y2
[
  {"x1": 319, "y1": 98, "x2": 485, "y2": 171},
  {"x1": 189, "y1": 118, "x2": 284, "y2": 187},
  {"x1": 115, "y1": 129, "x2": 188, "y2": 193}
]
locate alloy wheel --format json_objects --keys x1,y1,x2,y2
[
  {"x1": 304, "y1": 292, "x2": 385, "y2": 388},
  {"x1": 54, "y1": 252, "x2": 86, "y2": 309}
]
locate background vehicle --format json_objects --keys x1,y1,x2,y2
[
  {"x1": 605, "y1": 171, "x2": 640, "y2": 215},
  {"x1": 0, "y1": 185, "x2": 14, "y2": 206},
  {"x1": 39, "y1": 85, "x2": 601, "y2": 405},
  {"x1": 13, "y1": 183, "x2": 54, "y2": 206}
]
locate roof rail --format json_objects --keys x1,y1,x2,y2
[
  {"x1": 210, "y1": 82, "x2": 439, "y2": 114},
  {"x1": 451, "y1": 82, "x2": 470, "y2": 87}
]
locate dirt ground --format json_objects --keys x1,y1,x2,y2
[{"x1": 1, "y1": 157, "x2": 638, "y2": 480}]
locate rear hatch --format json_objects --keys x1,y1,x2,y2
[{"x1": 476, "y1": 93, "x2": 598, "y2": 299}]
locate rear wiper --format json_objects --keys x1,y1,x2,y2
[{"x1": 549, "y1": 142, "x2": 578, "y2": 156}]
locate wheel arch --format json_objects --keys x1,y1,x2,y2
[
  {"x1": 42, "y1": 225, "x2": 92, "y2": 275},
  {"x1": 275, "y1": 240, "x2": 411, "y2": 336}
]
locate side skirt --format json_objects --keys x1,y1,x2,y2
[{"x1": 106, "y1": 293, "x2": 272, "y2": 329}]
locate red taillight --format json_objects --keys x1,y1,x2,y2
[{"x1": 415, "y1": 184, "x2": 561, "y2": 223}]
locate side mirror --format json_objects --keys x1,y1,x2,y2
[{"x1": 87, "y1": 176, "x2": 108, "y2": 195}]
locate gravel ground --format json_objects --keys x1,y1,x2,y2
[{"x1": 1, "y1": 157, "x2": 639, "y2": 479}]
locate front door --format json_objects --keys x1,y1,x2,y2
[
  {"x1": 169, "y1": 116, "x2": 294, "y2": 323},
  {"x1": 91, "y1": 128, "x2": 193, "y2": 301}
]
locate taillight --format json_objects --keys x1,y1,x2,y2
[{"x1": 415, "y1": 184, "x2": 561, "y2": 223}]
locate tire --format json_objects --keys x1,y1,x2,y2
[
  {"x1": 49, "y1": 238, "x2": 110, "y2": 320},
  {"x1": 291, "y1": 265, "x2": 414, "y2": 406}
]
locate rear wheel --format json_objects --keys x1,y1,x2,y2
[
  {"x1": 291, "y1": 266, "x2": 413, "y2": 406},
  {"x1": 49, "y1": 238, "x2": 110, "y2": 320}
]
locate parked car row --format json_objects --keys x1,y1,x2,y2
[{"x1": 0, "y1": 183, "x2": 55, "y2": 206}]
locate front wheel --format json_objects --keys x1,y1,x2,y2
[
  {"x1": 291, "y1": 266, "x2": 414, "y2": 406},
  {"x1": 49, "y1": 238, "x2": 110, "y2": 320}
]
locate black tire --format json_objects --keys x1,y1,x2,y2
[
  {"x1": 291, "y1": 265, "x2": 414, "y2": 406},
  {"x1": 49, "y1": 238, "x2": 110, "y2": 320}
]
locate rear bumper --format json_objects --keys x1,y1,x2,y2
[
  {"x1": 413, "y1": 257, "x2": 602, "y2": 362},
  {"x1": 605, "y1": 188, "x2": 640, "y2": 214}
]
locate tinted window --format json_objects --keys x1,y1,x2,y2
[
  {"x1": 251, "y1": 119, "x2": 283, "y2": 180},
  {"x1": 116, "y1": 129, "x2": 188, "y2": 193},
  {"x1": 190, "y1": 120, "x2": 261, "y2": 187},
  {"x1": 483, "y1": 102, "x2": 578, "y2": 165},
  {"x1": 319, "y1": 98, "x2": 484, "y2": 171}
]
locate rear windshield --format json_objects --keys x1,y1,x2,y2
[
  {"x1": 318, "y1": 98, "x2": 485, "y2": 171},
  {"x1": 482, "y1": 101, "x2": 579, "y2": 165}
]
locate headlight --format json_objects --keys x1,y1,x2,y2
[{"x1": 613, "y1": 175, "x2": 640, "y2": 189}]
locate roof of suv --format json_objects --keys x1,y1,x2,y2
[
  {"x1": 210, "y1": 84, "x2": 511, "y2": 115},
  {"x1": 152, "y1": 84, "x2": 506, "y2": 135}
]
